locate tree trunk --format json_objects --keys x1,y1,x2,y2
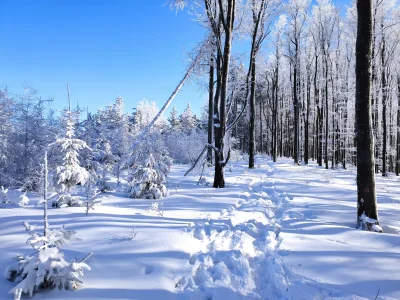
[
  {"x1": 213, "y1": 0, "x2": 235, "y2": 188},
  {"x1": 304, "y1": 67, "x2": 311, "y2": 164},
  {"x1": 43, "y1": 151, "x2": 49, "y2": 237},
  {"x1": 249, "y1": 56, "x2": 256, "y2": 168},
  {"x1": 293, "y1": 42, "x2": 299, "y2": 165},
  {"x1": 207, "y1": 55, "x2": 214, "y2": 164},
  {"x1": 324, "y1": 54, "x2": 329, "y2": 170},
  {"x1": 396, "y1": 75, "x2": 400, "y2": 176},
  {"x1": 259, "y1": 95, "x2": 263, "y2": 153},
  {"x1": 381, "y1": 27, "x2": 388, "y2": 177},
  {"x1": 355, "y1": 0, "x2": 380, "y2": 231}
]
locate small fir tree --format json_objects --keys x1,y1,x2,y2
[
  {"x1": 5, "y1": 152, "x2": 91, "y2": 298},
  {"x1": 168, "y1": 105, "x2": 181, "y2": 131},
  {"x1": 126, "y1": 133, "x2": 172, "y2": 199},
  {"x1": 179, "y1": 103, "x2": 197, "y2": 132},
  {"x1": 49, "y1": 102, "x2": 90, "y2": 207},
  {"x1": 4, "y1": 222, "x2": 91, "y2": 298}
]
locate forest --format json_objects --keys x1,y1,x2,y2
[{"x1": 1, "y1": 0, "x2": 400, "y2": 299}]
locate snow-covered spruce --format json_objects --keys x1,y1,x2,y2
[
  {"x1": 126, "y1": 133, "x2": 171, "y2": 199},
  {"x1": 4, "y1": 222, "x2": 90, "y2": 298},
  {"x1": 49, "y1": 108, "x2": 90, "y2": 207},
  {"x1": 94, "y1": 141, "x2": 114, "y2": 192}
]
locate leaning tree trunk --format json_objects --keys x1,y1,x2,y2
[{"x1": 355, "y1": 0, "x2": 381, "y2": 231}]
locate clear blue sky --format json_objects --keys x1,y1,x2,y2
[
  {"x1": 0, "y1": 1, "x2": 351, "y2": 118},
  {"x1": 0, "y1": 1, "x2": 207, "y2": 116}
]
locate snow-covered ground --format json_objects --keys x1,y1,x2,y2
[{"x1": 1, "y1": 156, "x2": 400, "y2": 299}]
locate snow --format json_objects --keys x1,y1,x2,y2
[{"x1": 1, "y1": 156, "x2": 400, "y2": 299}]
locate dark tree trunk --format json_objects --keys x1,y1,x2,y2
[
  {"x1": 396, "y1": 75, "x2": 400, "y2": 176},
  {"x1": 259, "y1": 95, "x2": 263, "y2": 153},
  {"x1": 371, "y1": 5, "x2": 379, "y2": 174},
  {"x1": 304, "y1": 67, "x2": 311, "y2": 164},
  {"x1": 314, "y1": 51, "x2": 323, "y2": 167},
  {"x1": 213, "y1": 0, "x2": 235, "y2": 188},
  {"x1": 272, "y1": 66, "x2": 279, "y2": 162},
  {"x1": 249, "y1": 56, "x2": 256, "y2": 168},
  {"x1": 324, "y1": 54, "x2": 329, "y2": 170},
  {"x1": 381, "y1": 27, "x2": 388, "y2": 177},
  {"x1": 207, "y1": 55, "x2": 214, "y2": 164},
  {"x1": 280, "y1": 109, "x2": 283, "y2": 157},
  {"x1": 248, "y1": 0, "x2": 266, "y2": 168},
  {"x1": 331, "y1": 64, "x2": 336, "y2": 169},
  {"x1": 355, "y1": 0, "x2": 380, "y2": 231},
  {"x1": 293, "y1": 43, "x2": 300, "y2": 165}
]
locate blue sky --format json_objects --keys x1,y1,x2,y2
[
  {"x1": 0, "y1": 1, "x2": 351, "y2": 118},
  {"x1": 0, "y1": 1, "x2": 207, "y2": 116}
]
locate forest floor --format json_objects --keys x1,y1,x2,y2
[{"x1": 1, "y1": 156, "x2": 400, "y2": 300}]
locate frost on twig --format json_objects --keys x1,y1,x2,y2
[
  {"x1": 123, "y1": 226, "x2": 137, "y2": 240},
  {"x1": 147, "y1": 202, "x2": 164, "y2": 218}
]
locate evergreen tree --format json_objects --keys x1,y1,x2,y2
[
  {"x1": 168, "y1": 105, "x2": 181, "y2": 130},
  {"x1": 126, "y1": 132, "x2": 172, "y2": 199},
  {"x1": 180, "y1": 103, "x2": 197, "y2": 132},
  {"x1": 49, "y1": 106, "x2": 90, "y2": 207}
]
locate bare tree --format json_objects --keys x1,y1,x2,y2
[{"x1": 355, "y1": 0, "x2": 381, "y2": 232}]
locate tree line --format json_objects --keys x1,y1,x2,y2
[{"x1": 173, "y1": 0, "x2": 399, "y2": 231}]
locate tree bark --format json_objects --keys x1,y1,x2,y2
[
  {"x1": 213, "y1": 0, "x2": 235, "y2": 188},
  {"x1": 396, "y1": 75, "x2": 400, "y2": 176},
  {"x1": 381, "y1": 26, "x2": 388, "y2": 177},
  {"x1": 355, "y1": 0, "x2": 380, "y2": 231},
  {"x1": 249, "y1": 55, "x2": 256, "y2": 168},
  {"x1": 304, "y1": 66, "x2": 311, "y2": 164},
  {"x1": 43, "y1": 151, "x2": 48, "y2": 237},
  {"x1": 293, "y1": 41, "x2": 300, "y2": 165},
  {"x1": 207, "y1": 55, "x2": 214, "y2": 164},
  {"x1": 324, "y1": 53, "x2": 329, "y2": 170}
]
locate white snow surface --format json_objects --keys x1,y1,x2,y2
[{"x1": 1, "y1": 156, "x2": 400, "y2": 300}]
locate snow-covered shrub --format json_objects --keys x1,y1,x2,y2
[
  {"x1": 146, "y1": 201, "x2": 164, "y2": 217},
  {"x1": 127, "y1": 154, "x2": 169, "y2": 199},
  {"x1": 21, "y1": 173, "x2": 43, "y2": 192},
  {"x1": 18, "y1": 193, "x2": 29, "y2": 206},
  {"x1": 96, "y1": 175, "x2": 111, "y2": 193},
  {"x1": 126, "y1": 132, "x2": 172, "y2": 199},
  {"x1": 5, "y1": 222, "x2": 90, "y2": 298},
  {"x1": 164, "y1": 129, "x2": 207, "y2": 164},
  {"x1": 198, "y1": 177, "x2": 210, "y2": 186},
  {"x1": 49, "y1": 108, "x2": 90, "y2": 208},
  {"x1": 0, "y1": 186, "x2": 20, "y2": 208},
  {"x1": 51, "y1": 193, "x2": 83, "y2": 208},
  {"x1": 1, "y1": 186, "x2": 10, "y2": 203}
]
